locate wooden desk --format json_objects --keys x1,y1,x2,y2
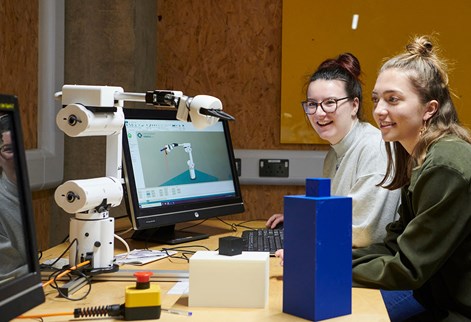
[{"x1": 17, "y1": 219, "x2": 389, "y2": 321}]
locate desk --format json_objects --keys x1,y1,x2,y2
[{"x1": 17, "y1": 219, "x2": 389, "y2": 321}]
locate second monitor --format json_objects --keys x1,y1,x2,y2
[{"x1": 122, "y1": 108, "x2": 244, "y2": 244}]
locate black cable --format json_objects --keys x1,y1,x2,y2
[
  {"x1": 234, "y1": 219, "x2": 269, "y2": 230},
  {"x1": 216, "y1": 217, "x2": 238, "y2": 231},
  {"x1": 178, "y1": 218, "x2": 208, "y2": 231},
  {"x1": 113, "y1": 214, "x2": 130, "y2": 220},
  {"x1": 74, "y1": 304, "x2": 123, "y2": 318},
  {"x1": 44, "y1": 260, "x2": 92, "y2": 300},
  {"x1": 161, "y1": 245, "x2": 211, "y2": 252},
  {"x1": 216, "y1": 217, "x2": 268, "y2": 230},
  {"x1": 54, "y1": 268, "x2": 92, "y2": 301},
  {"x1": 160, "y1": 245, "x2": 211, "y2": 262},
  {"x1": 47, "y1": 269, "x2": 70, "y2": 290},
  {"x1": 39, "y1": 239, "x2": 78, "y2": 271},
  {"x1": 39, "y1": 238, "x2": 93, "y2": 301},
  {"x1": 60, "y1": 234, "x2": 69, "y2": 244}
]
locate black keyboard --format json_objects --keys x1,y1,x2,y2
[{"x1": 241, "y1": 228, "x2": 284, "y2": 256}]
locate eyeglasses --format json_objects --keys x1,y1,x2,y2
[
  {"x1": 0, "y1": 143, "x2": 13, "y2": 159},
  {"x1": 301, "y1": 96, "x2": 351, "y2": 115}
]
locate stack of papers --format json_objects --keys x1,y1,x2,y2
[{"x1": 114, "y1": 249, "x2": 177, "y2": 266}]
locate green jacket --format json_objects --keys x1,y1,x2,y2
[{"x1": 352, "y1": 136, "x2": 471, "y2": 321}]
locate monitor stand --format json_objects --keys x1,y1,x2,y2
[{"x1": 131, "y1": 224, "x2": 209, "y2": 245}]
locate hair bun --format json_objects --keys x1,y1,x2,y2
[
  {"x1": 317, "y1": 52, "x2": 361, "y2": 80},
  {"x1": 406, "y1": 36, "x2": 433, "y2": 57},
  {"x1": 337, "y1": 53, "x2": 361, "y2": 79}
]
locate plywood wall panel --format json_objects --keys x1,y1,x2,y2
[
  {"x1": 281, "y1": 0, "x2": 471, "y2": 143},
  {"x1": 0, "y1": 0, "x2": 51, "y2": 248},
  {"x1": 156, "y1": 0, "x2": 282, "y2": 150},
  {"x1": 0, "y1": 0, "x2": 38, "y2": 149},
  {"x1": 156, "y1": 0, "x2": 322, "y2": 220}
]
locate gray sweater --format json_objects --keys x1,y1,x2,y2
[{"x1": 323, "y1": 121, "x2": 400, "y2": 247}]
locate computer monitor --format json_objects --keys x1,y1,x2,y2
[
  {"x1": 0, "y1": 94, "x2": 45, "y2": 320},
  {"x1": 122, "y1": 108, "x2": 244, "y2": 244}
]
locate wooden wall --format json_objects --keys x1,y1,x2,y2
[
  {"x1": 0, "y1": 0, "x2": 54, "y2": 250},
  {"x1": 281, "y1": 0, "x2": 471, "y2": 144},
  {"x1": 155, "y1": 0, "x2": 321, "y2": 221},
  {"x1": 58, "y1": 0, "x2": 158, "y2": 245},
  {"x1": 7, "y1": 0, "x2": 470, "y2": 247},
  {"x1": 2, "y1": 0, "x2": 326, "y2": 248}
]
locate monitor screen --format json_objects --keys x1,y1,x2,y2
[
  {"x1": 122, "y1": 108, "x2": 244, "y2": 244},
  {"x1": 0, "y1": 94, "x2": 45, "y2": 320}
]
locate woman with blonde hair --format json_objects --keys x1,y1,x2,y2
[{"x1": 353, "y1": 35, "x2": 471, "y2": 321}]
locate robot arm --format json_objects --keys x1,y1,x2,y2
[
  {"x1": 140, "y1": 90, "x2": 234, "y2": 129},
  {"x1": 94, "y1": 88, "x2": 235, "y2": 130},
  {"x1": 160, "y1": 143, "x2": 196, "y2": 180},
  {"x1": 54, "y1": 85, "x2": 230, "y2": 274},
  {"x1": 55, "y1": 86, "x2": 234, "y2": 136}
]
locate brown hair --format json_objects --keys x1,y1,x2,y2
[
  {"x1": 378, "y1": 35, "x2": 471, "y2": 189},
  {"x1": 308, "y1": 53, "x2": 364, "y2": 120}
]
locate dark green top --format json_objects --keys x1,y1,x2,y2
[{"x1": 352, "y1": 136, "x2": 471, "y2": 321}]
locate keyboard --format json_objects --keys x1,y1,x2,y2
[{"x1": 241, "y1": 228, "x2": 284, "y2": 256}]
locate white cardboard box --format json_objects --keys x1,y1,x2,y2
[{"x1": 189, "y1": 251, "x2": 269, "y2": 308}]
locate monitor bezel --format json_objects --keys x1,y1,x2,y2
[
  {"x1": 0, "y1": 94, "x2": 45, "y2": 320},
  {"x1": 122, "y1": 108, "x2": 244, "y2": 232}
]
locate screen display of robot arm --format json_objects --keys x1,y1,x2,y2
[{"x1": 160, "y1": 143, "x2": 196, "y2": 180}]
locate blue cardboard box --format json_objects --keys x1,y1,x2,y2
[{"x1": 283, "y1": 178, "x2": 352, "y2": 321}]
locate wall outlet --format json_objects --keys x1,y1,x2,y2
[
  {"x1": 259, "y1": 159, "x2": 289, "y2": 177},
  {"x1": 234, "y1": 149, "x2": 326, "y2": 185}
]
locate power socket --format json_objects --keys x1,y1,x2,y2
[{"x1": 259, "y1": 159, "x2": 289, "y2": 177}]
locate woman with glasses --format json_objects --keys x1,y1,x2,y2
[
  {"x1": 267, "y1": 53, "x2": 401, "y2": 259},
  {"x1": 352, "y1": 35, "x2": 471, "y2": 321}
]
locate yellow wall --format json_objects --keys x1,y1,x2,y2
[{"x1": 281, "y1": 0, "x2": 471, "y2": 143}]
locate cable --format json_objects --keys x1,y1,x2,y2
[
  {"x1": 55, "y1": 269, "x2": 92, "y2": 301},
  {"x1": 216, "y1": 217, "x2": 269, "y2": 230},
  {"x1": 216, "y1": 217, "x2": 239, "y2": 231},
  {"x1": 116, "y1": 226, "x2": 133, "y2": 236},
  {"x1": 114, "y1": 215, "x2": 134, "y2": 235},
  {"x1": 114, "y1": 233, "x2": 130, "y2": 262},
  {"x1": 73, "y1": 304, "x2": 123, "y2": 318},
  {"x1": 17, "y1": 311, "x2": 74, "y2": 319},
  {"x1": 40, "y1": 260, "x2": 93, "y2": 301},
  {"x1": 60, "y1": 233, "x2": 69, "y2": 244},
  {"x1": 113, "y1": 214, "x2": 130, "y2": 220},
  {"x1": 18, "y1": 306, "x2": 189, "y2": 320},
  {"x1": 17, "y1": 305, "x2": 123, "y2": 319},
  {"x1": 178, "y1": 218, "x2": 208, "y2": 231},
  {"x1": 39, "y1": 239, "x2": 77, "y2": 271},
  {"x1": 42, "y1": 260, "x2": 91, "y2": 288},
  {"x1": 160, "y1": 245, "x2": 211, "y2": 262}
]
